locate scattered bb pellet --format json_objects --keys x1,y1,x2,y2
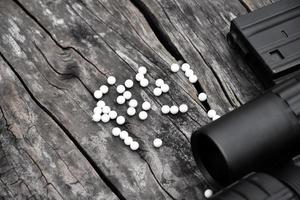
[
  {"x1": 107, "y1": 76, "x2": 116, "y2": 85},
  {"x1": 124, "y1": 137, "x2": 133, "y2": 146},
  {"x1": 124, "y1": 79, "x2": 134, "y2": 88},
  {"x1": 204, "y1": 189, "x2": 213, "y2": 198},
  {"x1": 198, "y1": 93, "x2": 207, "y2": 102},
  {"x1": 109, "y1": 110, "x2": 118, "y2": 119},
  {"x1": 185, "y1": 69, "x2": 194, "y2": 77},
  {"x1": 139, "y1": 111, "x2": 148, "y2": 120},
  {"x1": 92, "y1": 113, "x2": 101, "y2": 122},
  {"x1": 179, "y1": 104, "x2": 188, "y2": 113},
  {"x1": 142, "y1": 101, "x2": 151, "y2": 111},
  {"x1": 135, "y1": 73, "x2": 144, "y2": 82},
  {"x1": 161, "y1": 84, "x2": 169, "y2": 93},
  {"x1": 94, "y1": 90, "x2": 103, "y2": 99},
  {"x1": 112, "y1": 127, "x2": 121, "y2": 136},
  {"x1": 170, "y1": 105, "x2": 179, "y2": 114},
  {"x1": 207, "y1": 109, "x2": 217, "y2": 119},
  {"x1": 155, "y1": 79, "x2": 164, "y2": 87},
  {"x1": 93, "y1": 67, "x2": 215, "y2": 152},
  {"x1": 140, "y1": 78, "x2": 149, "y2": 87},
  {"x1": 127, "y1": 107, "x2": 136, "y2": 116},
  {"x1": 116, "y1": 85, "x2": 126, "y2": 94},
  {"x1": 213, "y1": 115, "x2": 220, "y2": 121},
  {"x1": 97, "y1": 100, "x2": 106, "y2": 108},
  {"x1": 170, "y1": 63, "x2": 180, "y2": 72},
  {"x1": 153, "y1": 87, "x2": 162, "y2": 96},
  {"x1": 189, "y1": 75, "x2": 198, "y2": 83},
  {"x1": 101, "y1": 114, "x2": 110, "y2": 123},
  {"x1": 123, "y1": 91, "x2": 132, "y2": 100},
  {"x1": 138, "y1": 66, "x2": 147, "y2": 74},
  {"x1": 153, "y1": 138, "x2": 162, "y2": 148},
  {"x1": 119, "y1": 130, "x2": 128, "y2": 140},
  {"x1": 116, "y1": 116, "x2": 126, "y2": 125},
  {"x1": 130, "y1": 141, "x2": 139, "y2": 151},
  {"x1": 181, "y1": 63, "x2": 190, "y2": 72},
  {"x1": 102, "y1": 106, "x2": 111, "y2": 114},
  {"x1": 100, "y1": 85, "x2": 109, "y2": 94},
  {"x1": 161, "y1": 105, "x2": 170, "y2": 114},
  {"x1": 117, "y1": 95, "x2": 126, "y2": 105},
  {"x1": 128, "y1": 99, "x2": 138, "y2": 108},
  {"x1": 93, "y1": 107, "x2": 102, "y2": 114}
]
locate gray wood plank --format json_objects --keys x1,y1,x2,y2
[
  {"x1": 0, "y1": 58, "x2": 118, "y2": 199},
  {"x1": 0, "y1": 0, "x2": 216, "y2": 199},
  {"x1": 0, "y1": 0, "x2": 270, "y2": 199},
  {"x1": 131, "y1": 0, "x2": 264, "y2": 112}
]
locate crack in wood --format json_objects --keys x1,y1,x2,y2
[
  {"x1": 0, "y1": 51, "x2": 125, "y2": 200},
  {"x1": 0, "y1": 0, "x2": 268, "y2": 198},
  {"x1": 129, "y1": 0, "x2": 218, "y2": 111}
]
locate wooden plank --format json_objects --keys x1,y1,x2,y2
[
  {"x1": 131, "y1": 0, "x2": 264, "y2": 112},
  {"x1": 0, "y1": 58, "x2": 117, "y2": 199},
  {"x1": 0, "y1": 0, "x2": 273, "y2": 199},
  {"x1": 0, "y1": 0, "x2": 219, "y2": 199}
]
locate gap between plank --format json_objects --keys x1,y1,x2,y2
[{"x1": 129, "y1": 0, "x2": 213, "y2": 111}]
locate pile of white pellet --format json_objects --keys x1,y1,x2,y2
[
  {"x1": 92, "y1": 62, "x2": 219, "y2": 198},
  {"x1": 92, "y1": 62, "x2": 220, "y2": 150}
]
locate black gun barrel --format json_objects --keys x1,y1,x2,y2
[
  {"x1": 211, "y1": 159, "x2": 300, "y2": 200},
  {"x1": 191, "y1": 76, "x2": 300, "y2": 185}
]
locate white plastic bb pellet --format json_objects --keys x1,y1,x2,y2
[
  {"x1": 142, "y1": 101, "x2": 151, "y2": 111},
  {"x1": 170, "y1": 105, "x2": 179, "y2": 114},
  {"x1": 179, "y1": 104, "x2": 188, "y2": 113},
  {"x1": 138, "y1": 66, "x2": 147, "y2": 74},
  {"x1": 130, "y1": 141, "x2": 139, "y2": 151},
  {"x1": 140, "y1": 79, "x2": 149, "y2": 87},
  {"x1": 123, "y1": 91, "x2": 132, "y2": 100},
  {"x1": 198, "y1": 93, "x2": 207, "y2": 102},
  {"x1": 124, "y1": 79, "x2": 134, "y2": 88},
  {"x1": 153, "y1": 138, "x2": 162, "y2": 148},
  {"x1": 181, "y1": 63, "x2": 190, "y2": 72},
  {"x1": 92, "y1": 114, "x2": 101, "y2": 122},
  {"x1": 93, "y1": 107, "x2": 102, "y2": 114},
  {"x1": 155, "y1": 79, "x2": 164, "y2": 87},
  {"x1": 116, "y1": 116, "x2": 126, "y2": 125},
  {"x1": 100, "y1": 85, "x2": 109, "y2": 94},
  {"x1": 124, "y1": 137, "x2": 133, "y2": 146},
  {"x1": 94, "y1": 90, "x2": 103, "y2": 99},
  {"x1": 128, "y1": 99, "x2": 138, "y2": 108},
  {"x1": 139, "y1": 111, "x2": 148, "y2": 120},
  {"x1": 119, "y1": 130, "x2": 128, "y2": 140},
  {"x1": 161, "y1": 84, "x2": 169, "y2": 93},
  {"x1": 204, "y1": 189, "x2": 213, "y2": 198},
  {"x1": 102, "y1": 106, "x2": 111, "y2": 114},
  {"x1": 107, "y1": 76, "x2": 116, "y2": 85},
  {"x1": 127, "y1": 107, "x2": 136, "y2": 116},
  {"x1": 170, "y1": 63, "x2": 180, "y2": 72},
  {"x1": 109, "y1": 110, "x2": 118, "y2": 119},
  {"x1": 116, "y1": 85, "x2": 126, "y2": 94},
  {"x1": 112, "y1": 127, "x2": 121, "y2": 136},
  {"x1": 101, "y1": 114, "x2": 110, "y2": 123},
  {"x1": 153, "y1": 88, "x2": 162, "y2": 96},
  {"x1": 97, "y1": 100, "x2": 105, "y2": 108},
  {"x1": 207, "y1": 109, "x2": 217, "y2": 119},
  {"x1": 161, "y1": 105, "x2": 170, "y2": 114},
  {"x1": 117, "y1": 96, "x2": 126, "y2": 105}
]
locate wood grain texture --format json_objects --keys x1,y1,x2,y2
[
  {"x1": 0, "y1": 59, "x2": 117, "y2": 199},
  {"x1": 0, "y1": 0, "x2": 268, "y2": 199}
]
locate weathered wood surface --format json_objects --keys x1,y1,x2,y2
[{"x1": 0, "y1": 0, "x2": 270, "y2": 199}]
